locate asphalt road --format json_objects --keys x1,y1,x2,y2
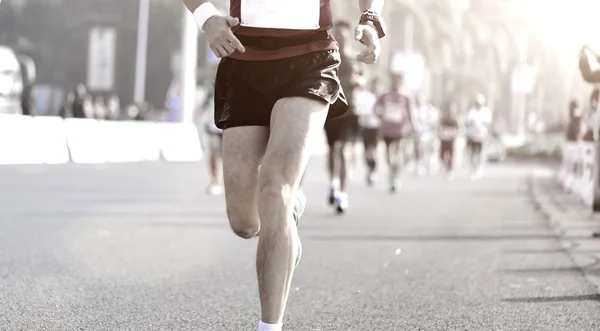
[{"x1": 0, "y1": 158, "x2": 599, "y2": 331}]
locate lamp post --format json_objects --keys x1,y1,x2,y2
[
  {"x1": 133, "y1": 0, "x2": 149, "y2": 104},
  {"x1": 179, "y1": 4, "x2": 198, "y2": 123}
]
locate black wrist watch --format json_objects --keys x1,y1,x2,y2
[{"x1": 359, "y1": 10, "x2": 386, "y2": 38}]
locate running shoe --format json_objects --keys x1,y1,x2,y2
[
  {"x1": 389, "y1": 174, "x2": 400, "y2": 193},
  {"x1": 206, "y1": 183, "x2": 223, "y2": 196},
  {"x1": 335, "y1": 192, "x2": 349, "y2": 214},
  {"x1": 328, "y1": 184, "x2": 339, "y2": 205},
  {"x1": 417, "y1": 165, "x2": 426, "y2": 177},
  {"x1": 366, "y1": 172, "x2": 376, "y2": 187},
  {"x1": 293, "y1": 190, "x2": 306, "y2": 267},
  {"x1": 470, "y1": 168, "x2": 483, "y2": 181}
]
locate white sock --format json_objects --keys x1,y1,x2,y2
[
  {"x1": 330, "y1": 178, "x2": 340, "y2": 188},
  {"x1": 258, "y1": 321, "x2": 283, "y2": 331}
]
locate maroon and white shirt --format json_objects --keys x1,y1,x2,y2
[
  {"x1": 229, "y1": 0, "x2": 337, "y2": 61},
  {"x1": 375, "y1": 91, "x2": 412, "y2": 138}
]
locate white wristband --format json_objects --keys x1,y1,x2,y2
[{"x1": 193, "y1": 2, "x2": 222, "y2": 31}]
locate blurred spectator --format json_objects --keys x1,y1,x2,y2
[
  {"x1": 18, "y1": 55, "x2": 36, "y2": 116},
  {"x1": 106, "y1": 94, "x2": 120, "y2": 120},
  {"x1": 582, "y1": 89, "x2": 598, "y2": 141},
  {"x1": 566, "y1": 100, "x2": 583, "y2": 141},
  {"x1": 123, "y1": 102, "x2": 149, "y2": 121},
  {"x1": 94, "y1": 96, "x2": 108, "y2": 119},
  {"x1": 137, "y1": 102, "x2": 152, "y2": 120},
  {"x1": 71, "y1": 83, "x2": 93, "y2": 118},
  {"x1": 59, "y1": 91, "x2": 75, "y2": 118}
]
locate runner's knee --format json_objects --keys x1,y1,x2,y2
[
  {"x1": 341, "y1": 143, "x2": 353, "y2": 162},
  {"x1": 257, "y1": 163, "x2": 295, "y2": 229},
  {"x1": 226, "y1": 200, "x2": 260, "y2": 239}
]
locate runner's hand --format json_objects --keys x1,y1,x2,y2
[
  {"x1": 203, "y1": 16, "x2": 245, "y2": 58},
  {"x1": 354, "y1": 24, "x2": 380, "y2": 64}
]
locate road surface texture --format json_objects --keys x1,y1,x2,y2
[
  {"x1": 1, "y1": 159, "x2": 599, "y2": 331},
  {"x1": 531, "y1": 173, "x2": 600, "y2": 294}
]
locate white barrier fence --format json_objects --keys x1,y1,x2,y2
[
  {"x1": 0, "y1": 114, "x2": 332, "y2": 165},
  {"x1": 0, "y1": 114, "x2": 204, "y2": 165},
  {"x1": 558, "y1": 141, "x2": 597, "y2": 207}
]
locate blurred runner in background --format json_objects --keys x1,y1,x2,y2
[
  {"x1": 375, "y1": 73, "x2": 413, "y2": 193},
  {"x1": 438, "y1": 101, "x2": 459, "y2": 180},
  {"x1": 323, "y1": 20, "x2": 364, "y2": 214},
  {"x1": 414, "y1": 96, "x2": 439, "y2": 176},
  {"x1": 465, "y1": 94, "x2": 492, "y2": 180},
  {"x1": 356, "y1": 77, "x2": 380, "y2": 186},
  {"x1": 194, "y1": 81, "x2": 223, "y2": 195}
]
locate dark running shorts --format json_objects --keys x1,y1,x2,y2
[
  {"x1": 467, "y1": 139, "x2": 483, "y2": 154},
  {"x1": 324, "y1": 113, "x2": 360, "y2": 146},
  {"x1": 214, "y1": 50, "x2": 348, "y2": 130},
  {"x1": 383, "y1": 136, "x2": 402, "y2": 147},
  {"x1": 361, "y1": 127, "x2": 380, "y2": 149}
]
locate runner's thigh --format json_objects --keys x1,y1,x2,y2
[
  {"x1": 259, "y1": 49, "x2": 349, "y2": 188},
  {"x1": 222, "y1": 126, "x2": 269, "y2": 235},
  {"x1": 261, "y1": 97, "x2": 329, "y2": 190}
]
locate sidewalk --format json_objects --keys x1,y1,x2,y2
[{"x1": 530, "y1": 172, "x2": 600, "y2": 291}]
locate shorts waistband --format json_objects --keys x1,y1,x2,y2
[{"x1": 234, "y1": 31, "x2": 330, "y2": 51}]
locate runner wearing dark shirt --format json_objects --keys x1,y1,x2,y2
[
  {"x1": 323, "y1": 20, "x2": 364, "y2": 214},
  {"x1": 184, "y1": 1, "x2": 386, "y2": 329},
  {"x1": 438, "y1": 101, "x2": 460, "y2": 180}
]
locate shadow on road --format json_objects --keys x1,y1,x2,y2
[
  {"x1": 309, "y1": 233, "x2": 600, "y2": 242},
  {"x1": 503, "y1": 248, "x2": 569, "y2": 254},
  {"x1": 308, "y1": 234, "x2": 564, "y2": 241},
  {"x1": 504, "y1": 248, "x2": 600, "y2": 254},
  {"x1": 503, "y1": 294, "x2": 600, "y2": 303},
  {"x1": 500, "y1": 267, "x2": 600, "y2": 274}
]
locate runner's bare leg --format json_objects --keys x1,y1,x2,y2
[
  {"x1": 257, "y1": 96, "x2": 328, "y2": 323},
  {"x1": 339, "y1": 141, "x2": 353, "y2": 193},
  {"x1": 222, "y1": 127, "x2": 268, "y2": 238},
  {"x1": 328, "y1": 141, "x2": 341, "y2": 183}
]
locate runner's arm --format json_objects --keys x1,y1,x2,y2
[
  {"x1": 406, "y1": 97, "x2": 416, "y2": 129},
  {"x1": 358, "y1": 0, "x2": 384, "y2": 13},
  {"x1": 485, "y1": 109, "x2": 493, "y2": 130},
  {"x1": 183, "y1": 0, "x2": 245, "y2": 56},
  {"x1": 183, "y1": 0, "x2": 206, "y2": 12},
  {"x1": 579, "y1": 46, "x2": 600, "y2": 83},
  {"x1": 594, "y1": 107, "x2": 600, "y2": 141},
  {"x1": 374, "y1": 96, "x2": 384, "y2": 118}
]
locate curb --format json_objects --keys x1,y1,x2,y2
[{"x1": 528, "y1": 172, "x2": 600, "y2": 292}]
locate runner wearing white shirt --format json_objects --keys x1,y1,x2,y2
[
  {"x1": 356, "y1": 78, "x2": 380, "y2": 186},
  {"x1": 414, "y1": 98, "x2": 439, "y2": 176},
  {"x1": 465, "y1": 94, "x2": 492, "y2": 179}
]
